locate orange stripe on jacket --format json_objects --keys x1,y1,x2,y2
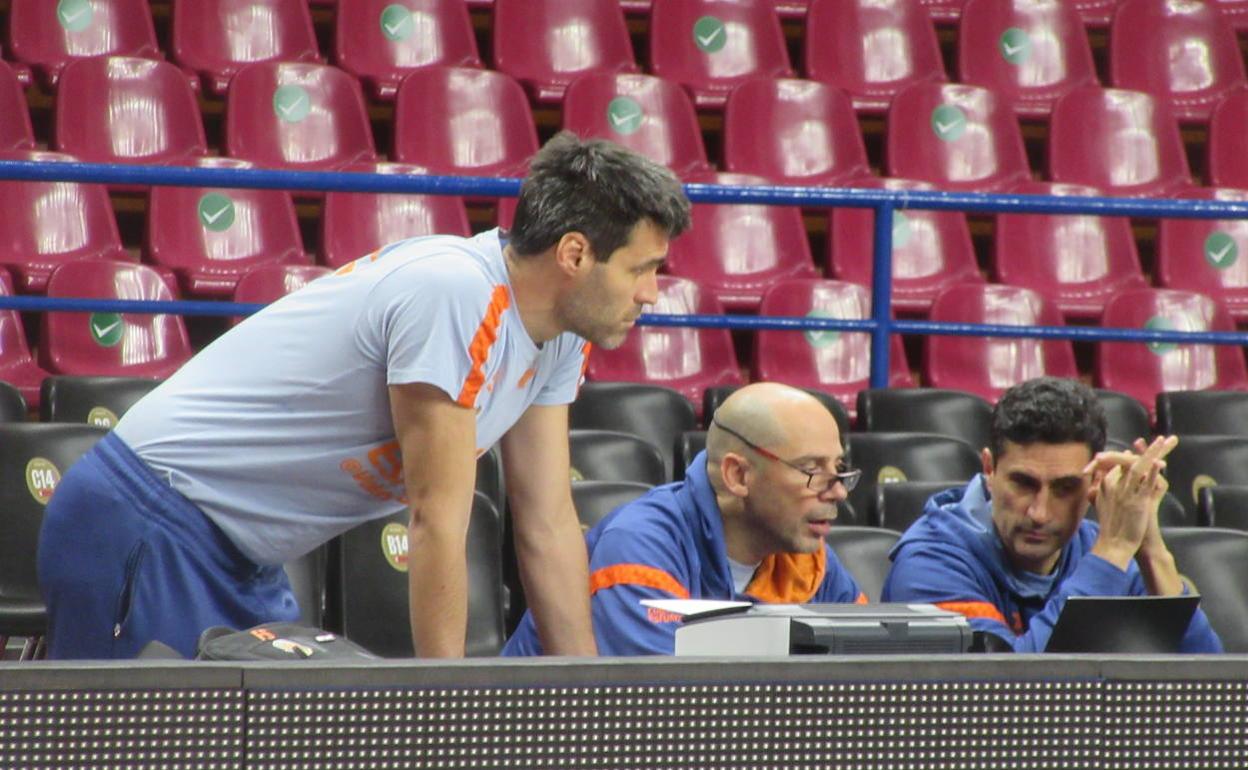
[
  {"x1": 456, "y1": 284, "x2": 511, "y2": 408},
  {"x1": 744, "y1": 550, "x2": 827, "y2": 604},
  {"x1": 590, "y1": 564, "x2": 690, "y2": 599},
  {"x1": 936, "y1": 600, "x2": 1008, "y2": 626}
]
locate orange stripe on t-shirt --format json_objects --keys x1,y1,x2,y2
[
  {"x1": 456, "y1": 284, "x2": 511, "y2": 408},
  {"x1": 935, "y1": 600, "x2": 1008, "y2": 626},
  {"x1": 589, "y1": 564, "x2": 690, "y2": 599}
]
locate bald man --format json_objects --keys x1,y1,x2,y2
[{"x1": 502, "y1": 383, "x2": 867, "y2": 656}]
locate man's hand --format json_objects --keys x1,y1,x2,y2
[{"x1": 1085, "y1": 435, "x2": 1177, "y2": 570}]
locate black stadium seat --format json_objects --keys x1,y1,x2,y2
[
  {"x1": 825, "y1": 526, "x2": 902, "y2": 603},
  {"x1": 844, "y1": 432, "x2": 981, "y2": 527},
  {"x1": 0, "y1": 380, "x2": 25, "y2": 421},
  {"x1": 856, "y1": 388, "x2": 992, "y2": 451},
  {"x1": 1163, "y1": 527, "x2": 1248, "y2": 653},
  {"x1": 571, "y1": 480, "x2": 652, "y2": 531},
  {"x1": 872, "y1": 480, "x2": 963, "y2": 531},
  {"x1": 39, "y1": 375, "x2": 160, "y2": 428},
  {"x1": 569, "y1": 429, "x2": 667, "y2": 486},
  {"x1": 1162, "y1": 435, "x2": 1248, "y2": 523},
  {"x1": 571, "y1": 382, "x2": 696, "y2": 480},
  {"x1": 1198, "y1": 485, "x2": 1248, "y2": 530},
  {"x1": 1095, "y1": 389, "x2": 1153, "y2": 447},
  {"x1": 1156, "y1": 390, "x2": 1248, "y2": 436},
  {"x1": 674, "y1": 430, "x2": 707, "y2": 479}
]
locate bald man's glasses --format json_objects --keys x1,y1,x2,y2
[{"x1": 712, "y1": 419, "x2": 862, "y2": 493}]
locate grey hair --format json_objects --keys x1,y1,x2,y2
[{"x1": 507, "y1": 132, "x2": 692, "y2": 260}]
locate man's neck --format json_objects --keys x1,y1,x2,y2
[{"x1": 504, "y1": 246, "x2": 562, "y2": 345}]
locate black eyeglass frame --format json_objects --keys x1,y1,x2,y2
[{"x1": 711, "y1": 419, "x2": 862, "y2": 493}]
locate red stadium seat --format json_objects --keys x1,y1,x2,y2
[
  {"x1": 0, "y1": 269, "x2": 51, "y2": 409},
  {"x1": 924, "y1": 283, "x2": 1079, "y2": 403},
  {"x1": 562, "y1": 72, "x2": 710, "y2": 177},
  {"x1": 392, "y1": 67, "x2": 537, "y2": 178},
  {"x1": 722, "y1": 78, "x2": 872, "y2": 187},
  {"x1": 805, "y1": 0, "x2": 946, "y2": 115},
  {"x1": 1109, "y1": 0, "x2": 1246, "y2": 123},
  {"x1": 885, "y1": 82, "x2": 1032, "y2": 192},
  {"x1": 1070, "y1": 0, "x2": 1119, "y2": 28},
  {"x1": 0, "y1": 150, "x2": 132, "y2": 293},
  {"x1": 334, "y1": 0, "x2": 482, "y2": 101},
  {"x1": 0, "y1": 61, "x2": 34, "y2": 152},
  {"x1": 491, "y1": 0, "x2": 638, "y2": 104},
  {"x1": 918, "y1": 0, "x2": 964, "y2": 22},
  {"x1": 1096, "y1": 288, "x2": 1248, "y2": 412},
  {"x1": 1048, "y1": 85, "x2": 1192, "y2": 197},
  {"x1": 40, "y1": 260, "x2": 193, "y2": 379},
  {"x1": 1157, "y1": 187, "x2": 1248, "y2": 323},
  {"x1": 993, "y1": 181, "x2": 1148, "y2": 320},
  {"x1": 753, "y1": 279, "x2": 914, "y2": 418},
  {"x1": 225, "y1": 62, "x2": 376, "y2": 171},
  {"x1": 585, "y1": 276, "x2": 743, "y2": 418},
  {"x1": 8, "y1": 0, "x2": 162, "y2": 88},
  {"x1": 171, "y1": 0, "x2": 321, "y2": 96},
  {"x1": 1211, "y1": 0, "x2": 1248, "y2": 30},
  {"x1": 53, "y1": 57, "x2": 208, "y2": 167},
  {"x1": 647, "y1": 0, "x2": 792, "y2": 110},
  {"x1": 663, "y1": 171, "x2": 819, "y2": 312},
  {"x1": 320, "y1": 163, "x2": 472, "y2": 269},
  {"x1": 828, "y1": 177, "x2": 983, "y2": 315},
  {"x1": 144, "y1": 158, "x2": 311, "y2": 298},
  {"x1": 1207, "y1": 87, "x2": 1248, "y2": 188},
  {"x1": 957, "y1": 0, "x2": 1098, "y2": 119},
  {"x1": 233, "y1": 264, "x2": 331, "y2": 306}
]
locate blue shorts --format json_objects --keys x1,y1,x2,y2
[{"x1": 37, "y1": 432, "x2": 300, "y2": 659}]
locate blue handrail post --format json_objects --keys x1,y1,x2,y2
[{"x1": 869, "y1": 202, "x2": 895, "y2": 388}]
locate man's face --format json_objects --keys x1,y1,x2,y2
[
  {"x1": 740, "y1": 406, "x2": 848, "y2": 557},
  {"x1": 556, "y1": 219, "x2": 667, "y2": 349},
  {"x1": 984, "y1": 440, "x2": 1093, "y2": 575}
]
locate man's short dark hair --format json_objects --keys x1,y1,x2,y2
[
  {"x1": 989, "y1": 377, "x2": 1107, "y2": 462},
  {"x1": 507, "y1": 132, "x2": 692, "y2": 260}
]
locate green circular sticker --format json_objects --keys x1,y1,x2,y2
[
  {"x1": 1144, "y1": 316, "x2": 1177, "y2": 355},
  {"x1": 197, "y1": 193, "x2": 235, "y2": 232},
  {"x1": 803, "y1": 310, "x2": 840, "y2": 348},
  {"x1": 1192, "y1": 474, "x2": 1217, "y2": 505},
  {"x1": 1204, "y1": 231, "x2": 1238, "y2": 270},
  {"x1": 570, "y1": 467, "x2": 585, "y2": 482},
  {"x1": 999, "y1": 28, "x2": 1031, "y2": 65},
  {"x1": 878, "y1": 466, "x2": 908, "y2": 485},
  {"x1": 26, "y1": 457, "x2": 61, "y2": 505},
  {"x1": 86, "y1": 406, "x2": 119, "y2": 428},
  {"x1": 693, "y1": 16, "x2": 727, "y2": 53},
  {"x1": 273, "y1": 85, "x2": 311, "y2": 123},
  {"x1": 380, "y1": 4, "x2": 414, "y2": 42},
  {"x1": 606, "y1": 96, "x2": 644, "y2": 136},
  {"x1": 892, "y1": 212, "x2": 912, "y2": 249},
  {"x1": 380, "y1": 522, "x2": 409, "y2": 572},
  {"x1": 57, "y1": 0, "x2": 94, "y2": 32},
  {"x1": 89, "y1": 312, "x2": 124, "y2": 348},
  {"x1": 931, "y1": 104, "x2": 967, "y2": 142}
]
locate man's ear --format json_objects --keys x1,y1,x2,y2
[
  {"x1": 980, "y1": 447, "x2": 994, "y2": 478},
  {"x1": 553, "y1": 232, "x2": 592, "y2": 277},
  {"x1": 720, "y1": 453, "x2": 751, "y2": 498}
]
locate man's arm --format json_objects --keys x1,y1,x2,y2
[
  {"x1": 390, "y1": 382, "x2": 479, "y2": 657},
  {"x1": 499, "y1": 404, "x2": 597, "y2": 656}
]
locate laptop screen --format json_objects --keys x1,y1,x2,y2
[{"x1": 1045, "y1": 595, "x2": 1201, "y2": 653}]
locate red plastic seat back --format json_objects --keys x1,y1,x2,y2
[
  {"x1": 0, "y1": 268, "x2": 49, "y2": 407},
  {"x1": 957, "y1": 0, "x2": 1098, "y2": 118},
  {"x1": 145, "y1": 158, "x2": 308, "y2": 297},
  {"x1": 1097, "y1": 288, "x2": 1248, "y2": 408},
  {"x1": 335, "y1": 0, "x2": 481, "y2": 101},
  {"x1": 1071, "y1": 0, "x2": 1120, "y2": 27},
  {"x1": 54, "y1": 57, "x2": 208, "y2": 165},
  {"x1": 723, "y1": 78, "x2": 871, "y2": 186},
  {"x1": 648, "y1": 0, "x2": 792, "y2": 109},
  {"x1": 664, "y1": 171, "x2": 818, "y2": 311},
  {"x1": 41, "y1": 260, "x2": 193, "y2": 378},
  {"x1": 585, "y1": 275, "x2": 743, "y2": 416},
  {"x1": 993, "y1": 180, "x2": 1147, "y2": 319},
  {"x1": 0, "y1": 61, "x2": 35, "y2": 152},
  {"x1": 886, "y1": 82, "x2": 1031, "y2": 192},
  {"x1": 1049, "y1": 85, "x2": 1191, "y2": 196},
  {"x1": 805, "y1": 0, "x2": 946, "y2": 114},
  {"x1": 1157, "y1": 187, "x2": 1248, "y2": 322},
  {"x1": 225, "y1": 62, "x2": 376, "y2": 170},
  {"x1": 562, "y1": 72, "x2": 710, "y2": 176},
  {"x1": 919, "y1": 0, "x2": 964, "y2": 22},
  {"x1": 172, "y1": 0, "x2": 321, "y2": 95},
  {"x1": 925, "y1": 283, "x2": 1079, "y2": 402},
  {"x1": 8, "y1": 0, "x2": 161, "y2": 87},
  {"x1": 0, "y1": 150, "x2": 131, "y2": 292},
  {"x1": 233, "y1": 264, "x2": 331, "y2": 305},
  {"x1": 828, "y1": 177, "x2": 982, "y2": 316},
  {"x1": 754, "y1": 278, "x2": 913, "y2": 417},
  {"x1": 1208, "y1": 87, "x2": 1248, "y2": 188},
  {"x1": 492, "y1": 0, "x2": 637, "y2": 104},
  {"x1": 1109, "y1": 0, "x2": 1246, "y2": 122},
  {"x1": 1211, "y1": 0, "x2": 1248, "y2": 30},
  {"x1": 321, "y1": 163, "x2": 472, "y2": 269},
  {"x1": 392, "y1": 67, "x2": 538, "y2": 177}
]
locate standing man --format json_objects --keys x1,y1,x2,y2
[
  {"x1": 38, "y1": 133, "x2": 692, "y2": 659},
  {"x1": 882, "y1": 377, "x2": 1221, "y2": 652},
  {"x1": 503, "y1": 383, "x2": 867, "y2": 656}
]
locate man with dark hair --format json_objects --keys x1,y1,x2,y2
[
  {"x1": 503, "y1": 383, "x2": 866, "y2": 656},
  {"x1": 39, "y1": 133, "x2": 691, "y2": 660},
  {"x1": 882, "y1": 377, "x2": 1221, "y2": 652}
]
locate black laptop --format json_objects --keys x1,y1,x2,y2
[{"x1": 1045, "y1": 595, "x2": 1201, "y2": 653}]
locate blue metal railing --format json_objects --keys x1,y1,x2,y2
[{"x1": 2, "y1": 159, "x2": 1247, "y2": 388}]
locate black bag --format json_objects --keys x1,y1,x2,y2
[{"x1": 195, "y1": 622, "x2": 380, "y2": 661}]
